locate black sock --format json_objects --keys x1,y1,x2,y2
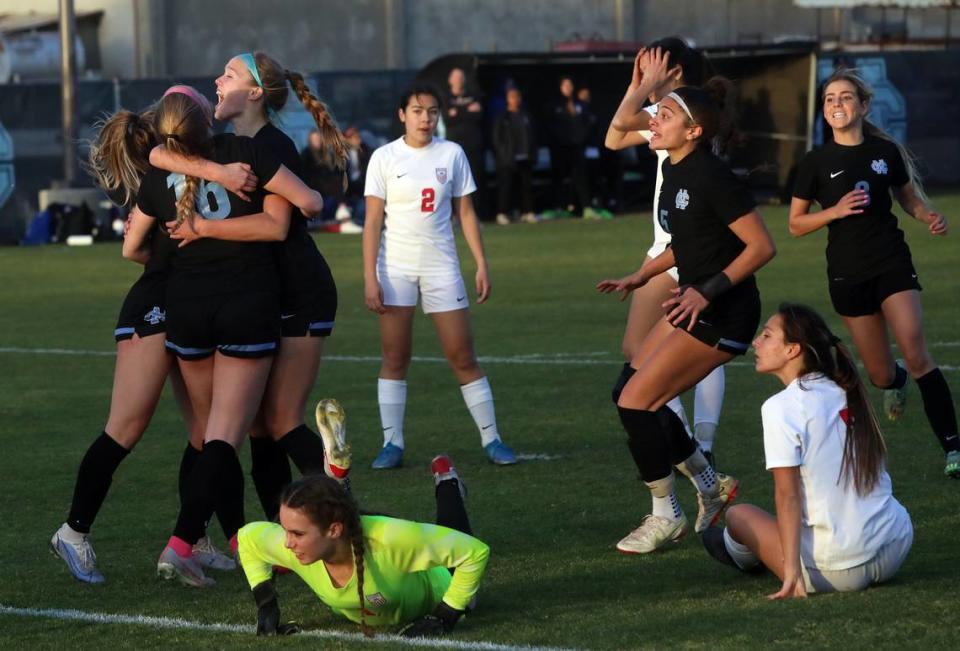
[
  {"x1": 916, "y1": 368, "x2": 960, "y2": 453},
  {"x1": 173, "y1": 440, "x2": 234, "y2": 545},
  {"x1": 215, "y1": 446, "x2": 246, "y2": 541},
  {"x1": 617, "y1": 406, "x2": 672, "y2": 482},
  {"x1": 612, "y1": 362, "x2": 636, "y2": 405},
  {"x1": 276, "y1": 424, "x2": 326, "y2": 475},
  {"x1": 178, "y1": 442, "x2": 201, "y2": 508},
  {"x1": 436, "y1": 480, "x2": 472, "y2": 535},
  {"x1": 881, "y1": 363, "x2": 908, "y2": 390},
  {"x1": 66, "y1": 432, "x2": 130, "y2": 534},
  {"x1": 656, "y1": 406, "x2": 697, "y2": 465},
  {"x1": 250, "y1": 437, "x2": 291, "y2": 521}
]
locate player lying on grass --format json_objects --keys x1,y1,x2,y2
[
  {"x1": 789, "y1": 68, "x2": 959, "y2": 478},
  {"x1": 237, "y1": 459, "x2": 489, "y2": 638},
  {"x1": 702, "y1": 304, "x2": 913, "y2": 597}
]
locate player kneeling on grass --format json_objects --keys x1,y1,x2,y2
[
  {"x1": 702, "y1": 304, "x2": 913, "y2": 597},
  {"x1": 237, "y1": 460, "x2": 489, "y2": 638}
]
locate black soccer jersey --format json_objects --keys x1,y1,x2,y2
[
  {"x1": 793, "y1": 135, "x2": 913, "y2": 281},
  {"x1": 253, "y1": 123, "x2": 333, "y2": 313},
  {"x1": 136, "y1": 133, "x2": 282, "y2": 296},
  {"x1": 657, "y1": 147, "x2": 757, "y2": 287}
]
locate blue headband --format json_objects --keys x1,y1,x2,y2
[{"x1": 237, "y1": 52, "x2": 282, "y2": 124}]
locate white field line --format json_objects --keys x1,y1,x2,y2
[
  {"x1": 0, "y1": 604, "x2": 578, "y2": 651},
  {"x1": 1, "y1": 345, "x2": 959, "y2": 371}
]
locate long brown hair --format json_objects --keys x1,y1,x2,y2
[
  {"x1": 822, "y1": 68, "x2": 927, "y2": 202},
  {"x1": 280, "y1": 476, "x2": 371, "y2": 637},
  {"x1": 251, "y1": 52, "x2": 348, "y2": 179},
  {"x1": 154, "y1": 89, "x2": 214, "y2": 229},
  {"x1": 778, "y1": 303, "x2": 887, "y2": 495},
  {"x1": 85, "y1": 108, "x2": 158, "y2": 206}
]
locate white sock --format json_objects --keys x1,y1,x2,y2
[
  {"x1": 377, "y1": 378, "x2": 406, "y2": 448},
  {"x1": 59, "y1": 522, "x2": 85, "y2": 543},
  {"x1": 646, "y1": 472, "x2": 682, "y2": 521},
  {"x1": 666, "y1": 395, "x2": 692, "y2": 437},
  {"x1": 460, "y1": 376, "x2": 499, "y2": 447},
  {"x1": 694, "y1": 365, "x2": 724, "y2": 434},
  {"x1": 694, "y1": 422, "x2": 717, "y2": 453},
  {"x1": 675, "y1": 449, "x2": 719, "y2": 497}
]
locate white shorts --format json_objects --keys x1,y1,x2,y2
[
  {"x1": 802, "y1": 525, "x2": 913, "y2": 594},
  {"x1": 378, "y1": 268, "x2": 469, "y2": 314},
  {"x1": 646, "y1": 240, "x2": 679, "y2": 282}
]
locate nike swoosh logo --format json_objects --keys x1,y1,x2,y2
[
  {"x1": 456, "y1": 296, "x2": 465, "y2": 301},
  {"x1": 382, "y1": 426, "x2": 393, "y2": 432},
  {"x1": 481, "y1": 424, "x2": 494, "y2": 430},
  {"x1": 281, "y1": 314, "x2": 295, "y2": 320},
  {"x1": 830, "y1": 170, "x2": 844, "y2": 178},
  {"x1": 396, "y1": 173, "x2": 408, "y2": 178}
]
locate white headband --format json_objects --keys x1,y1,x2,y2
[{"x1": 666, "y1": 91, "x2": 695, "y2": 123}]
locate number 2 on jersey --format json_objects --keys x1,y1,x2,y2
[{"x1": 420, "y1": 188, "x2": 435, "y2": 213}]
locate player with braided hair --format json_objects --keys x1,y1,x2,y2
[
  {"x1": 150, "y1": 52, "x2": 349, "y2": 521},
  {"x1": 702, "y1": 304, "x2": 912, "y2": 597},
  {"x1": 238, "y1": 458, "x2": 488, "y2": 638},
  {"x1": 120, "y1": 85, "x2": 323, "y2": 587}
]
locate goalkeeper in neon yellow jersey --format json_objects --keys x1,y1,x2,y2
[{"x1": 237, "y1": 455, "x2": 489, "y2": 638}]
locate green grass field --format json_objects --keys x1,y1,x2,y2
[{"x1": 1, "y1": 196, "x2": 958, "y2": 649}]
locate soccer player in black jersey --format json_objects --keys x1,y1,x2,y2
[
  {"x1": 598, "y1": 82, "x2": 776, "y2": 554},
  {"x1": 151, "y1": 53, "x2": 350, "y2": 521},
  {"x1": 789, "y1": 69, "x2": 958, "y2": 478},
  {"x1": 122, "y1": 86, "x2": 322, "y2": 587}
]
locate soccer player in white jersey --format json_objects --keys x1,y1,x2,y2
[
  {"x1": 604, "y1": 38, "x2": 726, "y2": 466},
  {"x1": 703, "y1": 304, "x2": 912, "y2": 597},
  {"x1": 362, "y1": 85, "x2": 517, "y2": 468}
]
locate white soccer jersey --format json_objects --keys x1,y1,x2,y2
[
  {"x1": 638, "y1": 103, "x2": 671, "y2": 248},
  {"x1": 762, "y1": 374, "x2": 911, "y2": 571},
  {"x1": 365, "y1": 136, "x2": 476, "y2": 276}
]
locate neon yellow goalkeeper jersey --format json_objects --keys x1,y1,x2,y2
[{"x1": 237, "y1": 515, "x2": 490, "y2": 626}]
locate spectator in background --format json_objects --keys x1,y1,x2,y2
[
  {"x1": 300, "y1": 129, "x2": 343, "y2": 222},
  {"x1": 445, "y1": 68, "x2": 488, "y2": 220},
  {"x1": 547, "y1": 76, "x2": 596, "y2": 220},
  {"x1": 576, "y1": 86, "x2": 612, "y2": 220},
  {"x1": 336, "y1": 125, "x2": 372, "y2": 225},
  {"x1": 493, "y1": 87, "x2": 537, "y2": 225}
]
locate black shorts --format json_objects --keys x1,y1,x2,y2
[
  {"x1": 165, "y1": 290, "x2": 280, "y2": 360},
  {"x1": 279, "y1": 254, "x2": 338, "y2": 338},
  {"x1": 674, "y1": 277, "x2": 761, "y2": 356},
  {"x1": 115, "y1": 273, "x2": 167, "y2": 341},
  {"x1": 829, "y1": 266, "x2": 922, "y2": 317}
]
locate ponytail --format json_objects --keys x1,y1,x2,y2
[
  {"x1": 286, "y1": 69, "x2": 349, "y2": 184},
  {"x1": 85, "y1": 108, "x2": 158, "y2": 206},
  {"x1": 777, "y1": 303, "x2": 887, "y2": 495}
]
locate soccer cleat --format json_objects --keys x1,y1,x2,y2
[
  {"x1": 616, "y1": 514, "x2": 689, "y2": 554},
  {"x1": 883, "y1": 361, "x2": 908, "y2": 421},
  {"x1": 945, "y1": 450, "x2": 960, "y2": 478},
  {"x1": 157, "y1": 545, "x2": 215, "y2": 587},
  {"x1": 49, "y1": 525, "x2": 105, "y2": 584},
  {"x1": 483, "y1": 439, "x2": 517, "y2": 465},
  {"x1": 694, "y1": 473, "x2": 739, "y2": 533},
  {"x1": 315, "y1": 399, "x2": 351, "y2": 480},
  {"x1": 700, "y1": 526, "x2": 739, "y2": 568},
  {"x1": 371, "y1": 442, "x2": 404, "y2": 469},
  {"x1": 431, "y1": 454, "x2": 467, "y2": 499},
  {"x1": 192, "y1": 536, "x2": 236, "y2": 571}
]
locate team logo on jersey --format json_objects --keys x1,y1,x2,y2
[
  {"x1": 143, "y1": 306, "x2": 166, "y2": 325},
  {"x1": 658, "y1": 209, "x2": 671, "y2": 234},
  {"x1": 675, "y1": 188, "x2": 690, "y2": 210},
  {"x1": 366, "y1": 592, "x2": 388, "y2": 608},
  {"x1": 871, "y1": 159, "x2": 888, "y2": 175},
  {"x1": 435, "y1": 167, "x2": 448, "y2": 184}
]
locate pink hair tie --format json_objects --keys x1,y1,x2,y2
[{"x1": 163, "y1": 85, "x2": 213, "y2": 126}]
